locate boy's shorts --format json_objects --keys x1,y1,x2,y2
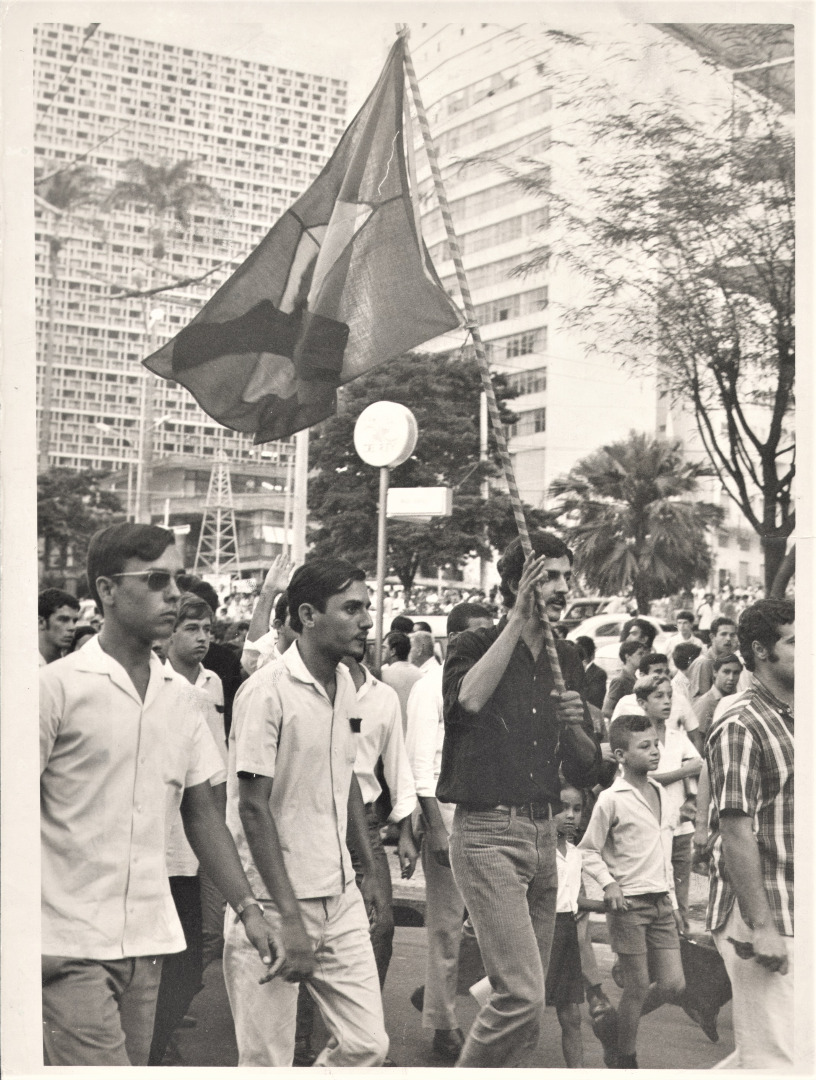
[
  {"x1": 607, "y1": 892, "x2": 680, "y2": 956},
  {"x1": 545, "y1": 912, "x2": 585, "y2": 1006}
]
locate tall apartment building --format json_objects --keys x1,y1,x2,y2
[
  {"x1": 34, "y1": 23, "x2": 347, "y2": 490},
  {"x1": 410, "y1": 25, "x2": 659, "y2": 510}
]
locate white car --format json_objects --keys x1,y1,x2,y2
[{"x1": 567, "y1": 613, "x2": 672, "y2": 675}]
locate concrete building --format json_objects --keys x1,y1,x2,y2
[
  {"x1": 410, "y1": 24, "x2": 659, "y2": 510},
  {"x1": 34, "y1": 22, "x2": 348, "y2": 515}
]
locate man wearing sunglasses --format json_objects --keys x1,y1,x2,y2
[{"x1": 40, "y1": 523, "x2": 282, "y2": 1067}]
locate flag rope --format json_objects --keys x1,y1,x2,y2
[{"x1": 398, "y1": 26, "x2": 566, "y2": 692}]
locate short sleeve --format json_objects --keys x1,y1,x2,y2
[
  {"x1": 181, "y1": 688, "x2": 227, "y2": 789},
  {"x1": 232, "y1": 667, "x2": 284, "y2": 778},
  {"x1": 442, "y1": 629, "x2": 491, "y2": 726},
  {"x1": 39, "y1": 667, "x2": 65, "y2": 775},
  {"x1": 706, "y1": 717, "x2": 759, "y2": 819}
]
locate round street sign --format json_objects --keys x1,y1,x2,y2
[{"x1": 353, "y1": 401, "x2": 418, "y2": 468}]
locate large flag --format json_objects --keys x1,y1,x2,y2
[{"x1": 145, "y1": 38, "x2": 462, "y2": 442}]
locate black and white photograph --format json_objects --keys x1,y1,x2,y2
[{"x1": 0, "y1": 1, "x2": 811, "y2": 1073}]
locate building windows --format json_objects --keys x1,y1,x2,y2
[
  {"x1": 508, "y1": 407, "x2": 546, "y2": 438},
  {"x1": 507, "y1": 367, "x2": 547, "y2": 395}
]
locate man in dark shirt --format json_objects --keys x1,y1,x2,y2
[
  {"x1": 438, "y1": 532, "x2": 600, "y2": 1067},
  {"x1": 575, "y1": 635, "x2": 607, "y2": 711}
]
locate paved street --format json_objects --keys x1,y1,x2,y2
[{"x1": 172, "y1": 855, "x2": 734, "y2": 1069}]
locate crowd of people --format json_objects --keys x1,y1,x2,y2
[{"x1": 38, "y1": 526, "x2": 794, "y2": 1069}]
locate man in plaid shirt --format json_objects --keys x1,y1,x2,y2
[{"x1": 705, "y1": 598, "x2": 794, "y2": 1069}]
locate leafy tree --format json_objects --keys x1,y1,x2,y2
[
  {"x1": 549, "y1": 432, "x2": 724, "y2": 614},
  {"x1": 38, "y1": 469, "x2": 123, "y2": 590},
  {"x1": 35, "y1": 163, "x2": 105, "y2": 471},
  {"x1": 497, "y1": 31, "x2": 794, "y2": 593},
  {"x1": 307, "y1": 352, "x2": 554, "y2": 598}
]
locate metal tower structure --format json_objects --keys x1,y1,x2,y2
[{"x1": 193, "y1": 453, "x2": 242, "y2": 577}]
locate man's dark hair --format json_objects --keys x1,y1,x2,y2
[
  {"x1": 178, "y1": 574, "x2": 220, "y2": 615},
  {"x1": 619, "y1": 617, "x2": 657, "y2": 648},
  {"x1": 619, "y1": 637, "x2": 647, "y2": 664},
  {"x1": 390, "y1": 615, "x2": 414, "y2": 634},
  {"x1": 737, "y1": 599, "x2": 794, "y2": 672},
  {"x1": 414, "y1": 620, "x2": 433, "y2": 633},
  {"x1": 673, "y1": 641, "x2": 702, "y2": 671},
  {"x1": 675, "y1": 610, "x2": 694, "y2": 623},
  {"x1": 575, "y1": 635, "x2": 595, "y2": 662},
  {"x1": 713, "y1": 651, "x2": 742, "y2": 673},
  {"x1": 711, "y1": 615, "x2": 737, "y2": 637},
  {"x1": 70, "y1": 625, "x2": 97, "y2": 651},
  {"x1": 86, "y1": 524, "x2": 176, "y2": 609},
  {"x1": 175, "y1": 592, "x2": 213, "y2": 630},
  {"x1": 609, "y1": 713, "x2": 655, "y2": 754},
  {"x1": 288, "y1": 558, "x2": 366, "y2": 634},
  {"x1": 385, "y1": 631, "x2": 411, "y2": 661},
  {"x1": 447, "y1": 602, "x2": 493, "y2": 636},
  {"x1": 638, "y1": 652, "x2": 668, "y2": 675},
  {"x1": 38, "y1": 588, "x2": 80, "y2": 621},
  {"x1": 496, "y1": 532, "x2": 573, "y2": 608},
  {"x1": 273, "y1": 591, "x2": 289, "y2": 625}
]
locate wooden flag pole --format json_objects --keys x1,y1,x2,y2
[{"x1": 398, "y1": 26, "x2": 566, "y2": 692}]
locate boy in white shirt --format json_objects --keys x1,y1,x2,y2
[{"x1": 579, "y1": 714, "x2": 686, "y2": 1069}]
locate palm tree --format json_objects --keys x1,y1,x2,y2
[
  {"x1": 549, "y1": 431, "x2": 724, "y2": 613},
  {"x1": 102, "y1": 159, "x2": 222, "y2": 520},
  {"x1": 35, "y1": 164, "x2": 105, "y2": 472},
  {"x1": 102, "y1": 158, "x2": 221, "y2": 260}
]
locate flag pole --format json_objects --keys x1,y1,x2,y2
[{"x1": 397, "y1": 25, "x2": 566, "y2": 692}]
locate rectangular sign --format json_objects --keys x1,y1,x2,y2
[{"x1": 386, "y1": 487, "x2": 452, "y2": 519}]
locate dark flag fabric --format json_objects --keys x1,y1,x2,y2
[{"x1": 144, "y1": 38, "x2": 462, "y2": 442}]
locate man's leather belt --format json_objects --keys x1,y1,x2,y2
[{"x1": 493, "y1": 802, "x2": 553, "y2": 820}]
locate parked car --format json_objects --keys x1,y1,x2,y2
[
  {"x1": 557, "y1": 597, "x2": 613, "y2": 634},
  {"x1": 566, "y1": 613, "x2": 673, "y2": 675}
]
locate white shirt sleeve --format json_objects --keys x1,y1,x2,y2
[
  {"x1": 241, "y1": 628, "x2": 278, "y2": 675},
  {"x1": 405, "y1": 675, "x2": 442, "y2": 798},
  {"x1": 378, "y1": 688, "x2": 418, "y2": 823},
  {"x1": 577, "y1": 792, "x2": 616, "y2": 890}
]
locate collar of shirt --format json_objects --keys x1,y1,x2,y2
[
  {"x1": 609, "y1": 772, "x2": 670, "y2": 822},
  {"x1": 750, "y1": 674, "x2": 793, "y2": 721},
  {"x1": 76, "y1": 634, "x2": 174, "y2": 703},
  {"x1": 283, "y1": 640, "x2": 353, "y2": 702}
]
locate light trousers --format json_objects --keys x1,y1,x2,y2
[
  {"x1": 422, "y1": 834, "x2": 466, "y2": 1030},
  {"x1": 223, "y1": 886, "x2": 388, "y2": 1067},
  {"x1": 42, "y1": 954, "x2": 163, "y2": 1066},
  {"x1": 449, "y1": 805, "x2": 558, "y2": 1068},
  {"x1": 713, "y1": 904, "x2": 794, "y2": 1069}
]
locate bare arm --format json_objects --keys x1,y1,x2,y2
[
  {"x1": 237, "y1": 774, "x2": 314, "y2": 981},
  {"x1": 694, "y1": 761, "x2": 710, "y2": 844},
  {"x1": 180, "y1": 781, "x2": 280, "y2": 972},
  {"x1": 652, "y1": 759, "x2": 702, "y2": 786},
  {"x1": 719, "y1": 813, "x2": 789, "y2": 973},
  {"x1": 347, "y1": 773, "x2": 388, "y2": 929},
  {"x1": 458, "y1": 554, "x2": 550, "y2": 713},
  {"x1": 418, "y1": 794, "x2": 451, "y2": 868},
  {"x1": 246, "y1": 555, "x2": 294, "y2": 644}
]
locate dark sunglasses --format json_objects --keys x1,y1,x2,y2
[{"x1": 111, "y1": 569, "x2": 186, "y2": 591}]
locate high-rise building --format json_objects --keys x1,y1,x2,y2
[
  {"x1": 34, "y1": 23, "x2": 348, "y2": 487},
  {"x1": 410, "y1": 25, "x2": 659, "y2": 510}
]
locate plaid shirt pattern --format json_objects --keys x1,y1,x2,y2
[{"x1": 705, "y1": 676, "x2": 794, "y2": 936}]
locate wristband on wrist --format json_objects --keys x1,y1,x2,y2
[{"x1": 236, "y1": 895, "x2": 262, "y2": 918}]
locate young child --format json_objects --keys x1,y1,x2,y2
[
  {"x1": 546, "y1": 783, "x2": 588, "y2": 1068},
  {"x1": 578, "y1": 715, "x2": 686, "y2": 1069}
]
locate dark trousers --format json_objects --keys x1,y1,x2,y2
[
  {"x1": 148, "y1": 875, "x2": 203, "y2": 1065},
  {"x1": 296, "y1": 803, "x2": 394, "y2": 1045}
]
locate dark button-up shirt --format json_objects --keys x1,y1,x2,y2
[{"x1": 437, "y1": 619, "x2": 600, "y2": 809}]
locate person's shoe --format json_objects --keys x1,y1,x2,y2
[
  {"x1": 293, "y1": 1037, "x2": 317, "y2": 1067},
  {"x1": 682, "y1": 1002, "x2": 720, "y2": 1043},
  {"x1": 410, "y1": 985, "x2": 425, "y2": 1013},
  {"x1": 160, "y1": 1037, "x2": 183, "y2": 1066},
  {"x1": 612, "y1": 1052, "x2": 638, "y2": 1068},
  {"x1": 432, "y1": 1028, "x2": 465, "y2": 1062},
  {"x1": 178, "y1": 1015, "x2": 197, "y2": 1029},
  {"x1": 381, "y1": 1057, "x2": 398, "y2": 1066}
]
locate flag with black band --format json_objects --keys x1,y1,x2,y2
[{"x1": 144, "y1": 37, "x2": 462, "y2": 442}]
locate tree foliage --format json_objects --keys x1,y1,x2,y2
[
  {"x1": 307, "y1": 351, "x2": 554, "y2": 596},
  {"x1": 495, "y1": 29, "x2": 794, "y2": 591},
  {"x1": 38, "y1": 469, "x2": 123, "y2": 588},
  {"x1": 550, "y1": 432, "x2": 724, "y2": 613}
]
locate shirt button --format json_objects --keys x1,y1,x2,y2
[
  {"x1": 533, "y1": 740, "x2": 538, "y2": 747},
  {"x1": 532, "y1": 708, "x2": 537, "y2": 715},
  {"x1": 530, "y1": 772, "x2": 534, "y2": 778}
]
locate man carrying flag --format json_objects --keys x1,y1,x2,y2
[{"x1": 144, "y1": 37, "x2": 461, "y2": 442}]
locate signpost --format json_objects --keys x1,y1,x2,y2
[{"x1": 353, "y1": 402, "x2": 418, "y2": 667}]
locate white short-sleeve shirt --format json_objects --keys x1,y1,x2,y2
[
  {"x1": 226, "y1": 642, "x2": 359, "y2": 901},
  {"x1": 40, "y1": 637, "x2": 224, "y2": 959}
]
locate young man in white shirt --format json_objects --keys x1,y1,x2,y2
[
  {"x1": 612, "y1": 653, "x2": 702, "y2": 752},
  {"x1": 663, "y1": 610, "x2": 705, "y2": 671},
  {"x1": 38, "y1": 587, "x2": 80, "y2": 665},
  {"x1": 223, "y1": 558, "x2": 390, "y2": 1067},
  {"x1": 404, "y1": 602, "x2": 494, "y2": 1060},
  {"x1": 40, "y1": 524, "x2": 279, "y2": 1067}
]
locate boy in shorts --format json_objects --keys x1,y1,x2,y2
[
  {"x1": 578, "y1": 715, "x2": 686, "y2": 1069},
  {"x1": 546, "y1": 783, "x2": 588, "y2": 1067}
]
